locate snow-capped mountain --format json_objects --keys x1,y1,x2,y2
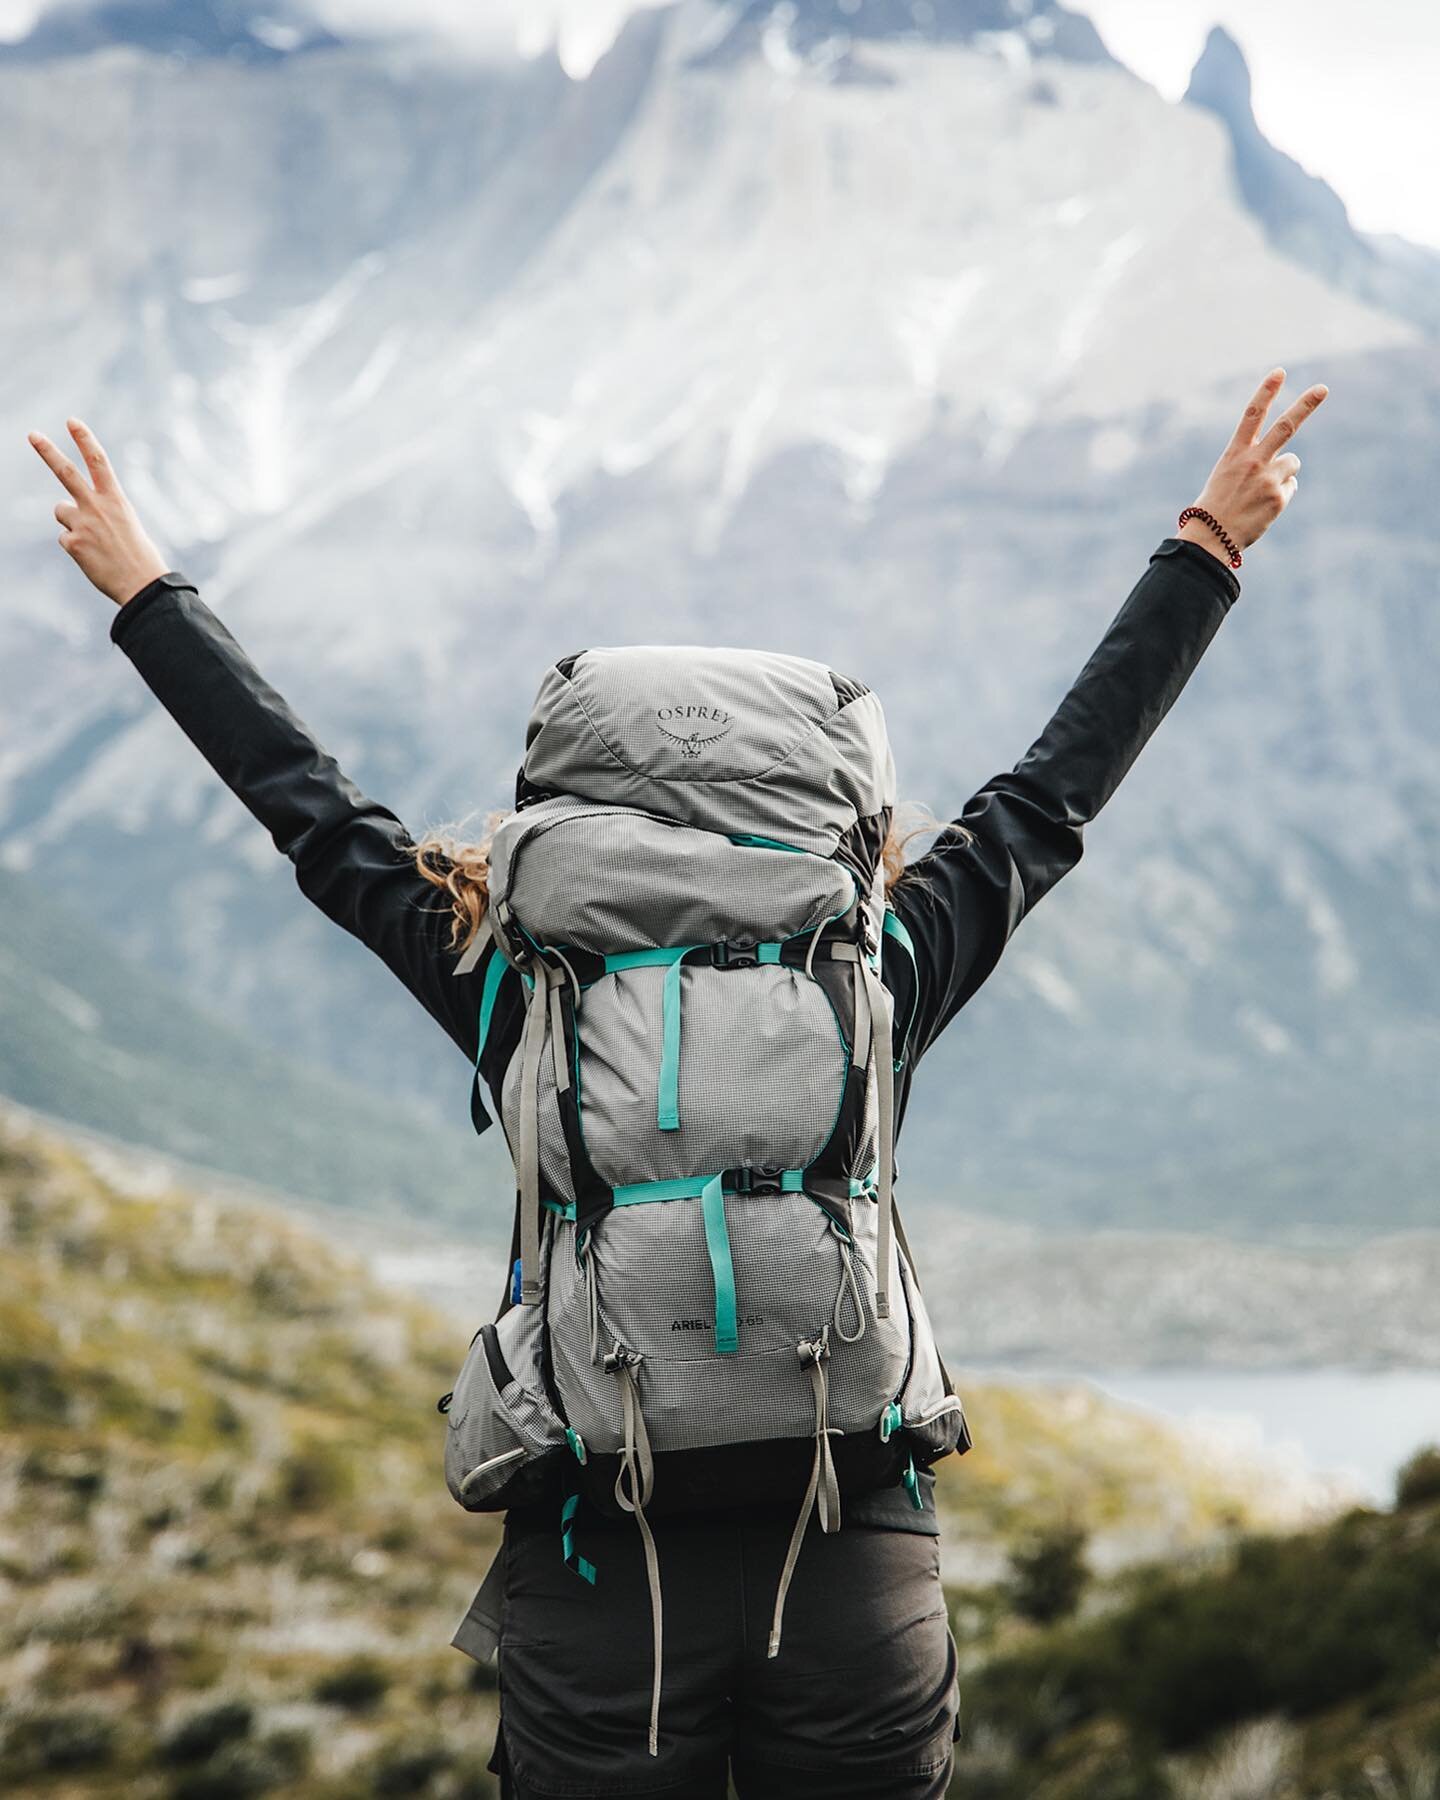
[{"x1": 1, "y1": 0, "x2": 1437, "y2": 1235}]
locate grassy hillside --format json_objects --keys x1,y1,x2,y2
[
  {"x1": 0, "y1": 1104, "x2": 1355, "y2": 1798},
  {"x1": 0, "y1": 863, "x2": 505, "y2": 1230},
  {"x1": 952, "y1": 1478, "x2": 1440, "y2": 1798},
  {"x1": 0, "y1": 1107, "x2": 504, "y2": 1797}
]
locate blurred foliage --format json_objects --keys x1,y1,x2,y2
[
  {"x1": 0, "y1": 1109, "x2": 503, "y2": 1797},
  {"x1": 952, "y1": 1496, "x2": 1440, "y2": 1796},
  {"x1": 1006, "y1": 1523, "x2": 1090, "y2": 1625},
  {"x1": 1396, "y1": 1444, "x2": 1440, "y2": 1510}
]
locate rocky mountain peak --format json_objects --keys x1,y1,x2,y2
[{"x1": 1183, "y1": 24, "x2": 1256, "y2": 132}]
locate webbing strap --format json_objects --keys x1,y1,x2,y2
[
  {"x1": 548, "y1": 969, "x2": 570, "y2": 1095},
  {"x1": 859, "y1": 955, "x2": 896, "y2": 1320},
  {"x1": 474, "y1": 942, "x2": 509, "y2": 1067},
  {"x1": 515, "y1": 962, "x2": 554, "y2": 1305},
  {"x1": 602, "y1": 946, "x2": 698, "y2": 972},
  {"x1": 560, "y1": 1491, "x2": 597, "y2": 1585},
  {"x1": 450, "y1": 909, "x2": 495, "y2": 979},
  {"x1": 882, "y1": 906, "x2": 918, "y2": 1069},
  {"x1": 699, "y1": 1174, "x2": 738, "y2": 1354},
  {"x1": 768, "y1": 1331, "x2": 840, "y2": 1659},
  {"x1": 608, "y1": 1353, "x2": 662, "y2": 1758},
  {"x1": 658, "y1": 956, "x2": 682, "y2": 1131}
]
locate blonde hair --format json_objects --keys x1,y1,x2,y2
[{"x1": 410, "y1": 802, "x2": 973, "y2": 961}]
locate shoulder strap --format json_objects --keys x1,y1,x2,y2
[{"x1": 880, "y1": 903, "x2": 919, "y2": 1070}]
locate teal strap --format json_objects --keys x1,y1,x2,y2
[
  {"x1": 602, "y1": 945, "x2": 698, "y2": 973},
  {"x1": 475, "y1": 947, "x2": 510, "y2": 1068},
  {"x1": 612, "y1": 1175, "x2": 714, "y2": 1206},
  {"x1": 560, "y1": 1491, "x2": 597, "y2": 1585},
  {"x1": 699, "y1": 1174, "x2": 739, "y2": 1354},
  {"x1": 612, "y1": 1169, "x2": 808, "y2": 1206},
  {"x1": 565, "y1": 1427, "x2": 588, "y2": 1465},
  {"x1": 658, "y1": 956, "x2": 683, "y2": 1131},
  {"x1": 902, "y1": 1455, "x2": 924, "y2": 1511},
  {"x1": 882, "y1": 906, "x2": 917, "y2": 961},
  {"x1": 882, "y1": 905, "x2": 919, "y2": 1069},
  {"x1": 758, "y1": 943, "x2": 783, "y2": 963},
  {"x1": 728, "y1": 834, "x2": 808, "y2": 853},
  {"x1": 880, "y1": 1401, "x2": 902, "y2": 1442}
]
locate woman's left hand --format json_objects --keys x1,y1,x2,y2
[{"x1": 28, "y1": 418, "x2": 170, "y2": 607}]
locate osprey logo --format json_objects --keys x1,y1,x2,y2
[{"x1": 656, "y1": 704, "x2": 733, "y2": 759}]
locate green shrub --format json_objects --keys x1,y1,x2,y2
[
  {"x1": 370, "y1": 1741, "x2": 454, "y2": 1795},
  {"x1": 313, "y1": 1656, "x2": 391, "y2": 1712},
  {"x1": 1007, "y1": 1524, "x2": 1089, "y2": 1625},
  {"x1": 1396, "y1": 1444, "x2": 1440, "y2": 1509},
  {"x1": 169, "y1": 1737, "x2": 291, "y2": 1800},
  {"x1": 2, "y1": 1705, "x2": 117, "y2": 1774},
  {"x1": 275, "y1": 1438, "x2": 354, "y2": 1512},
  {"x1": 160, "y1": 1700, "x2": 254, "y2": 1765}
]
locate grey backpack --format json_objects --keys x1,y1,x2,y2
[{"x1": 440, "y1": 644, "x2": 970, "y2": 1753}]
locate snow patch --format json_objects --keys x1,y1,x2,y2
[{"x1": 183, "y1": 272, "x2": 252, "y2": 304}]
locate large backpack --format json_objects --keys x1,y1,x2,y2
[{"x1": 440, "y1": 644, "x2": 970, "y2": 1753}]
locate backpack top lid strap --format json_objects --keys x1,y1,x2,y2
[{"x1": 517, "y1": 644, "x2": 896, "y2": 857}]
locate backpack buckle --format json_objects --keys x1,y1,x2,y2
[
  {"x1": 711, "y1": 939, "x2": 758, "y2": 970},
  {"x1": 732, "y1": 1163, "x2": 786, "y2": 1195}
]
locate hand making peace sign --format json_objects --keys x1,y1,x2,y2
[
  {"x1": 1176, "y1": 367, "x2": 1329, "y2": 568},
  {"x1": 27, "y1": 417, "x2": 169, "y2": 607}
]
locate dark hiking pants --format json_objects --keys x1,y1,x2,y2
[{"x1": 487, "y1": 1505, "x2": 961, "y2": 1798}]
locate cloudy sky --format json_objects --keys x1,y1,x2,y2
[{"x1": 3, "y1": 0, "x2": 1435, "y2": 249}]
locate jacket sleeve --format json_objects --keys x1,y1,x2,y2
[
  {"x1": 109, "y1": 571, "x2": 496, "y2": 1127},
  {"x1": 889, "y1": 537, "x2": 1241, "y2": 1065}
]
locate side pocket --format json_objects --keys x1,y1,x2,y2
[
  {"x1": 443, "y1": 1305, "x2": 568, "y2": 1511},
  {"x1": 893, "y1": 1251, "x2": 970, "y2": 1462}
]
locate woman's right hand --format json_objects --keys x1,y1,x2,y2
[
  {"x1": 28, "y1": 417, "x2": 170, "y2": 607},
  {"x1": 1178, "y1": 367, "x2": 1329, "y2": 567}
]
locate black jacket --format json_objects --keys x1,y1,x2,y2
[{"x1": 109, "y1": 535, "x2": 1241, "y2": 1532}]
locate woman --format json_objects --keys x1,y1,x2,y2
[{"x1": 27, "y1": 365, "x2": 1326, "y2": 1799}]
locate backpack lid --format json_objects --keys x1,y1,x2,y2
[{"x1": 515, "y1": 644, "x2": 896, "y2": 857}]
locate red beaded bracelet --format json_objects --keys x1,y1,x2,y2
[{"x1": 1177, "y1": 506, "x2": 1243, "y2": 569}]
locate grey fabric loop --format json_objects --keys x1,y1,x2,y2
[
  {"x1": 850, "y1": 957, "x2": 873, "y2": 1072},
  {"x1": 610, "y1": 1355, "x2": 663, "y2": 1758},
  {"x1": 585, "y1": 1251, "x2": 600, "y2": 1366},
  {"x1": 516, "y1": 964, "x2": 553, "y2": 1305},
  {"x1": 451, "y1": 909, "x2": 495, "y2": 978},
  {"x1": 548, "y1": 976, "x2": 569, "y2": 1094},
  {"x1": 768, "y1": 1333, "x2": 841, "y2": 1659},
  {"x1": 861, "y1": 957, "x2": 896, "y2": 1319},
  {"x1": 833, "y1": 1239, "x2": 867, "y2": 1343}
]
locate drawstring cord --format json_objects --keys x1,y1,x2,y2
[
  {"x1": 768, "y1": 1327, "x2": 841, "y2": 1659},
  {"x1": 832, "y1": 1233, "x2": 867, "y2": 1343},
  {"x1": 605, "y1": 1345, "x2": 663, "y2": 1758}
]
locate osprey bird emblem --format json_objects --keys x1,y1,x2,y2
[
  {"x1": 655, "y1": 706, "x2": 733, "y2": 758},
  {"x1": 657, "y1": 721, "x2": 732, "y2": 758}
]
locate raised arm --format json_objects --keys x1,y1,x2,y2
[
  {"x1": 890, "y1": 366, "x2": 1328, "y2": 1065},
  {"x1": 27, "y1": 419, "x2": 496, "y2": 1123}
]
